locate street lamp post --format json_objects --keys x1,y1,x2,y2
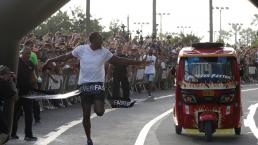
[
  {"x1": 229, "y1": 23, "x2": 243, "y2": 46},
  {"x1": 133, "y1": 22, "x2": 149, "y2": 36},
  {"x1": 215, "y1": 6, "x2": 229, "y2": 40},
  {"x1": 214, "y1": 31, "x2": 217, "y2": 40},
  {"x1": 177, "y1": 26, "x2": 191, "y2": 34},
  {"x1": 86, "y1": 0, "x2": 90, "y2": 36},
  {"x1": 209, "y1": 0, "x2": 213, "y2": 42},
  {"x1": 157, "y1": 12, "x2": 170, "y2": 39},
  {"x1": 153, "y1": 0, "x2": 157, "y2": 39}
]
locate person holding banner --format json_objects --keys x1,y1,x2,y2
[
  {"x1": 11, "y1": 40, "x2": 38, "y2": 141},
  {"x1": 43, "y1": 32, "x2": 149, "y2": 145},
  {"x1": 108, "y1": 47, "x2": 131, "y2": 101}
]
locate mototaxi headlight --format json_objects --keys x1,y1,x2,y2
[
  {"x1": 182, "y1": 94, "x2": 197, "y2": 104},
  {"x1": 220, "y1": 94, "x2": 235, "y2": 103}
]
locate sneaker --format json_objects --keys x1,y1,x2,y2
[
  {"x1": 11, "y1": 135, "x2": 19, "y2": 139},
  {"x1": 24, "y1": 136, "x2": 38, "y2": 141},
  {"x1": 129, "y1": 100, "x2": 136, "y2": 107},
  {"x1": 87, "y1": 139, "x2": 93, "y2": 145}
]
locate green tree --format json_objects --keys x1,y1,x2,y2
[
  {"x1": 250, "y1": 14, "x2": 258, "y2": 47},
  {"x1": 33, "y1": 7, "x2": 104, "y2": 37},
  {"x1": 33, "y1": 10, "x2": 72, "y2": 36},
  {"x1": 169, "y1": 33, "x2": 201, "y2": 47},
  {"x1": 70, "y1": 7, "x2": 103, "y2": 34},
  {"x1": 252, "y1": 40, "x2": 258, "y2": 47},
  {"x1": 239, "y1": 28, "x2": 257, "y2": 46},
  {"x1": 101, "y1": 19, "x2": 130, "y2": 42},
  {"x1": 101, "y1": 31, "x2": 113, "y2": 42},
  {"x1": 216, "y1": 30, "x2": 232, "y2": 43},
  {"x1": 109, "y1": 19, "x2": 122, "y2": 37}
]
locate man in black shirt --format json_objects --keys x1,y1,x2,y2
[
  {"x1": 109, "y1": 47, "x2": 131, "y2": 101},
  {"x1": 11, "y1": 40, "x2": 38, "y2": 141}
]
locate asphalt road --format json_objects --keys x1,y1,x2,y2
[{"x1": 6, "y1": 84, "x2": 258, "y2": 145}]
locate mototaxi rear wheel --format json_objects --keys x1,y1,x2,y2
[
  {"x1": 234, "y1": 127, "x2": 241, "y2": 135},
  {"x1": 175, "y1": 125, "x2": 182, "y2": 135}
]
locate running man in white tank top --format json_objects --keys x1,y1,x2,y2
[{"x1": 43, "y1": 32, "x2": 149, "y2": 145}]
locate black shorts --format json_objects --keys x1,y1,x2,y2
[
  {"x1": 79, "y1": 82, "x2": 105, "y2": 105},
  {"x1": 80, "y1": 91, "x2": 105, "y2": 105}
]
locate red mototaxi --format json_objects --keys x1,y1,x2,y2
[{"x1": 172, "y1": 43, "x2": 242, "y2": 141}]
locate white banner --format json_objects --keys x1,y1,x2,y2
[
  {"x1": 68, "y1": 74, "x2": 77, "y2": 86},
  {"x1": 161, "y1": 70, "x2": 167, "y2": 79},
  {"x1": 136, "y1": 69, "x2": 145, "y2": 80},
  {"x1": 249, "y1": 66, "x2": 256, "y2": 75},
  {"x1": 48, "y1": 75, "x2": 63, "y2": 90}
]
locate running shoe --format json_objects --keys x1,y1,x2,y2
[{"x1": 87, "y1": 139, "x2": 93, "y2": 145}]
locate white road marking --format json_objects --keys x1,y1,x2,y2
[
  {"x1": 34, "y1": 94, "x2": 174, "y2": 145},
  {"x1": 134, "y1": 99, "x2": 147, "y2": 102},
  {"x1": 34, "y1": 109, "x2": 116, "y2": 145},
  {"x1": 134, "y1": 109, "x2": 173, "y2": 145},
  {"x1": 34, "y1": 86, "x2": 258, "y2": 145},
  {"x1": 242, "y1": 88, "x2": 258, "y2": 92},
  {"x1": 248, "y1": 101, "x2": 258, "y2": 103},
  {"x1": 244, "y1": 103, "x2": 258, "y2": 139},
  {"x1": 154, "y1": 95, "x2": 174, "y2": 100},
  {"x1": 242, "y1": 84, "x2": 258, "y2": 87}
]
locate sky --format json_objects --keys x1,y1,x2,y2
[{"x1": 60, "y1": 0, "x2": 258, "y2": 43}]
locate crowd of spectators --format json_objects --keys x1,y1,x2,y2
[
  {"x1": 17, "y1": 32, "x2": 178, "y2": 110},
  {"x1": 17, "y1": 31, "x2": 258, "y2": 109},
  {"x1": 237, "y1": 46, "x2": 258, "y2": 83}
]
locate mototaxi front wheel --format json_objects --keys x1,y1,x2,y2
[{"x1": 204, "y1": 121, "x2": 213, "y2": 141}]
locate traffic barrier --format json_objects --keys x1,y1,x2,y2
[
  {"x1": 133, "y1": 68, "x2": 146, "y2": 93},
  {"x1": 32, "y1": 69, "x2": 79, "y2": 109}
]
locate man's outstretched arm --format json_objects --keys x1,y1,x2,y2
[
  {"x1": 108, "y1": 55, "x2": 149, "y2": 66},
  {"x1": 43, "y1": 52, "x2": 74, "y2": 69}
]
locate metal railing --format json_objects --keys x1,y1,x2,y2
[{"x1": 33, "y1": 65, "x2": 173, "y2": 110}]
